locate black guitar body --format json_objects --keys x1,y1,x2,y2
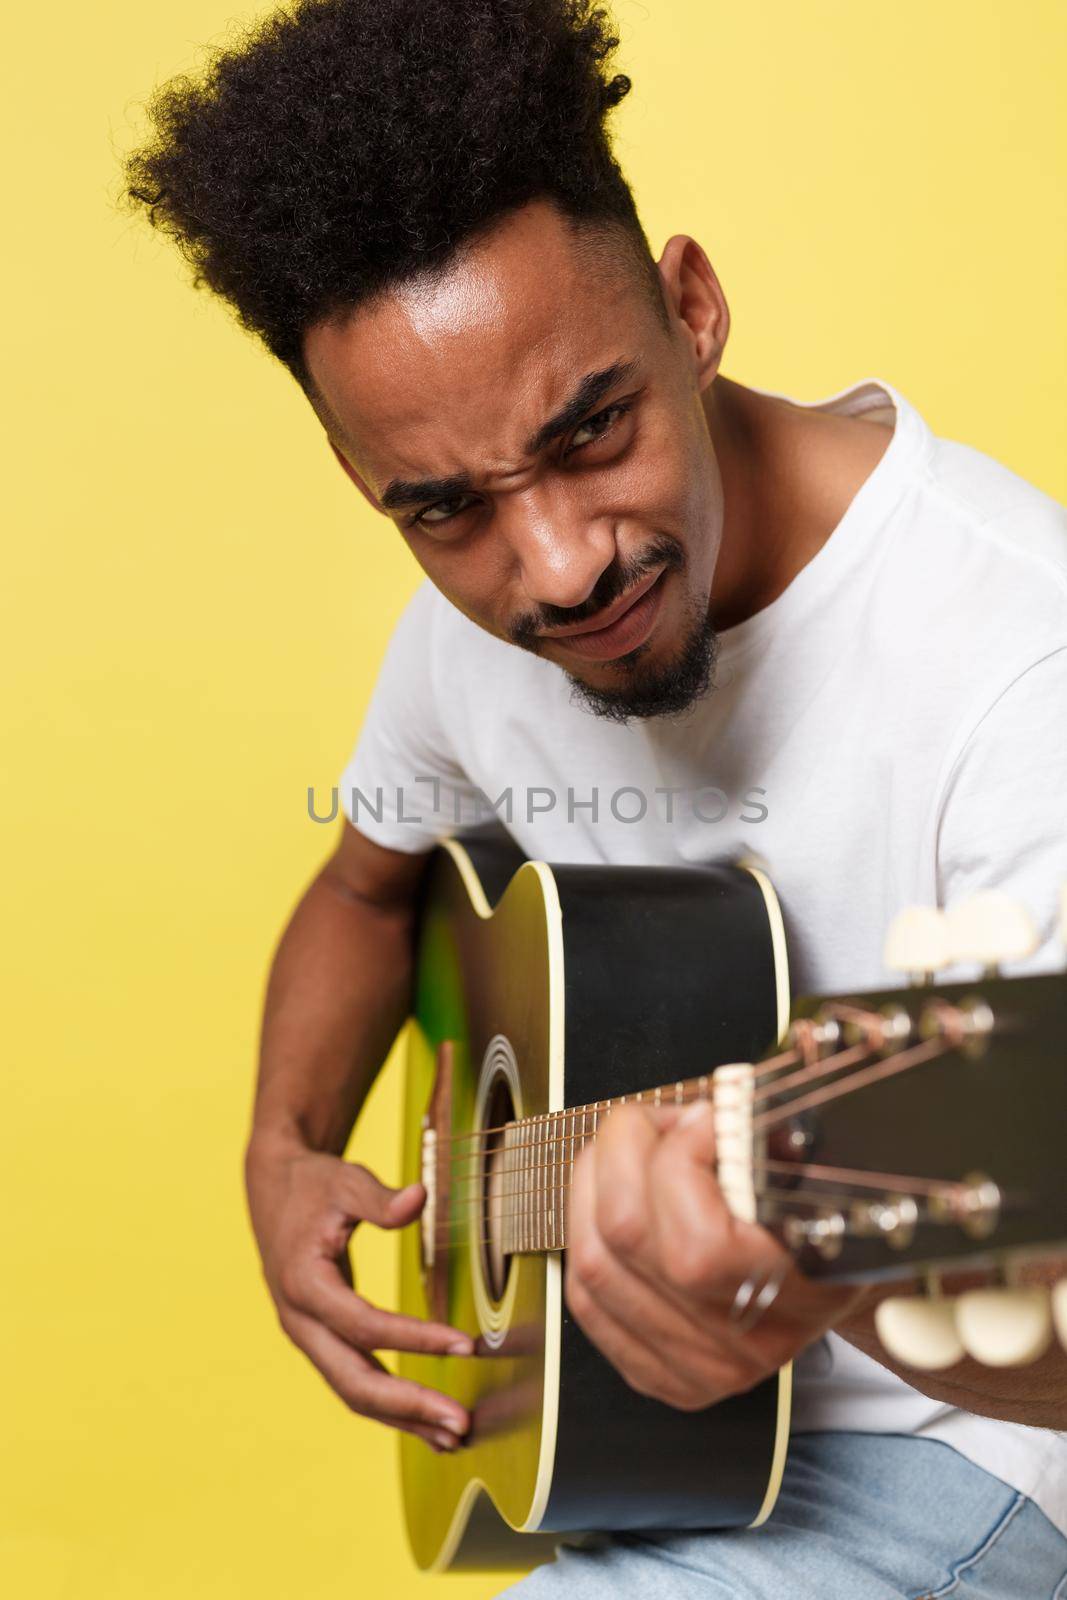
[{"x1": 465, "y1": 825, "x2": 789, "y2": 1539}]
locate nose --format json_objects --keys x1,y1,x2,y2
[{"x1": 501, "y1": 483, "x2": 617, "y2": 611}]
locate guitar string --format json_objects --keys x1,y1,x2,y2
[
  {"x1": 429, "y1": 1141, "x2": 966, "y2": 1236},
  {"x1": 427, "y1": 1001, "x2": 935, "y2": 1152},
  {"x1": 428, "y1": 1152, "x2": 966, "y2": 1209},
  {"x1": 431, "y1": 1033, "x2": 951, "y2": 1187},
  {"x1": 428, "y1": 1043, "x2": 805, "y2": 1148},
  {"x1": 425, "y1": 1177, "x2": 958, "y2": 1254},
  {"x1": 424, "y1": 1033, "x2": 955, "y2": 1236}
]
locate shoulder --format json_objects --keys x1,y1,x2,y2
[
  {"x1": 916, "y1": 428, "x2": 1067, "y2": 602},
  {"x1": 873, "y1": 405, "x2": 1067, "y2": 686}
]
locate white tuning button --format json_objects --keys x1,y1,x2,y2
[
  {"x1": 1051, "y1": 1281, "x2": 1067, "y2": 1352},
  {"x1": 954, "y1": 1287, "x2": 1053, "y2": 1367},
  {"x1": 883, "y1": 906, "x2": 950, "y2": 978},
  {"x1": 945, "y1": 891, "x2": 1038, "y2": 969},
  {"x1": 874, "y1": 1294, "x2": 965, "y2": 1371}
]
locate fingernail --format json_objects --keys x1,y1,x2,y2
[
  {"x1": 431, "y1": 1431, "x2": 457, "y2": 1452},
  {"x1": 679, "y1": 1100, "x2": 713, "y2": 1128},
  {"x1": 446, "y1": 1338, "x2": 473, "y2": 1355},
  {"x1": 436, "y1": 1414, "x2": 467, "y2": 1436}
]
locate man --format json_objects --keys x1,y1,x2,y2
[{"x1": 124, "y1": 0, "x2": 1067, "y2": 1592}]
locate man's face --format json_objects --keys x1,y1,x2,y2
[{"x1": 304, "y1": 200, "x2": 727, "y2": 720}]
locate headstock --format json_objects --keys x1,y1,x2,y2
[{"x1": 729, "y1": 891, "x2": 1067, "y2": 1371}]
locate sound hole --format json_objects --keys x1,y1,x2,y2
[{"x1": 481, "y1": 1073, "x2": 515, "y2": 1304}]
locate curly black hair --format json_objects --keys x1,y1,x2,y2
[{"x1": 123, "y1": 0, "x2": 659, "y2": 392}]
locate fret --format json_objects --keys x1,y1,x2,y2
[
  {"x1": 543, "y1": 1107, "x2": 550, "y2": 1254},
  {"x1": 520, "y1": 1117, "x2": 527, "y2": 1255},
  {"x1": 547, "y1": 1110, "x2": 555, "y2": 1250},
  {"x1": 547, "y1": 1111, "x2": 555, "y2": 1252},
  {"x1": 562, "y1": 1108, "x2": 572, "y2": 1249},
  {"x1": 532, "y1": 1115, "x2": 539, "y2": 1252}
]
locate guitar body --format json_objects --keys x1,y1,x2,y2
[{"x1": 397, "y1": 826, "x2": 792, "y2": 1571}]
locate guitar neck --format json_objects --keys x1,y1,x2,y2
[{"x1": 493, "y1": 975, "x2": 1065, "y2": 1279}]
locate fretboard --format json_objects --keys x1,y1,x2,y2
[{"x1": 497, "y1": 1076, "x2": 715, "y2": 1254}]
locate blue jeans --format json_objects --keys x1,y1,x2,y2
[{"x1": 499, "y1": 1433, "x2": 1067, "y2": 1599}]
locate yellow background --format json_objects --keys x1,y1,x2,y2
[{"x1": 3, "y1": 2, "x2": 1065, "y2": 1595}]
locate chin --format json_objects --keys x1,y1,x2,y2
[{"x1": 565, "y1": 607, "x2": 720, "y2": 724}]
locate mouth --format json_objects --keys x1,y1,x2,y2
[{"x1": 537, "y1": 565, "x2": 668, "y2": 663}]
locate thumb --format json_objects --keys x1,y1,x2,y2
[{"x1": 339, "y1": 1163, "x2": 425, "y2": 1227}]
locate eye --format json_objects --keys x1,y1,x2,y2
[
  {"x1": 566, "y1": 400, "x2": 631, "y2": 455},
  {"x1": 408, "y1": 494, "x2": 479, "y2": 532}
]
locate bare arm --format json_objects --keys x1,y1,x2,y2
[
  {"x1": 249, "y1": 819, "x2": 424, "y2": 1158},
  {"x1": 244, "y1": 820, "x2": 473, "y2": 1451}
]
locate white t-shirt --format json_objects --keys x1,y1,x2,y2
[{"x1": 340, "y1": 376, "x2": 1067, "y2": 1533}]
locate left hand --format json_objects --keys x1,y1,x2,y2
[{"x1": 563, "y1": 1099, "x2": 866, "y2": 1410}]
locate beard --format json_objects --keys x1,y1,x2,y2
[
  {"x1": 509, "y1": 532, "x2": 719, "y2": 723},
  {"x1": 565, "y1": 588, "x2": 719, "y2": 723}
]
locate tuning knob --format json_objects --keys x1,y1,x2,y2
[
  {"x1": 954, "y1": 1286, "x2": 1053, "y2": 1366},
  {"x1": 883, "y1": 906, "x2": 950, "y2": 979},
  {"x1": 874, "y1": 1293, "x2": 965, "y2": 1370},
  {"x1": 1051, "y1": 1280, "x2": 1067, "y2": 1351},
  {"x1": 945, "y1": 892, "x2": 1038, "y2": 970}
]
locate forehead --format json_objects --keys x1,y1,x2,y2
[{"x1": 304, "y1": 203, "x2": 656, "y2": 489}]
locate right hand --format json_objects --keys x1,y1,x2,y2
[{"x1": 245, "y1": 1140, "x2": 473, "y2": 1452}]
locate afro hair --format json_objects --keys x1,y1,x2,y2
[{"x1": 123, "y1": 0, "x2": 653, "y2": 389}]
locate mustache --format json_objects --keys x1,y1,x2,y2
[{"x1": 509, "y1": 534, "x2": 684, "y2": 648}]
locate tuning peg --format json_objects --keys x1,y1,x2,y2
[
  {"x1": 954, "y1": 1286, "x2": 1053, "y2": 1366},
  {"x1": 944, "y1": 891, "x2": 1038, "y2": 971},
  {"x1": 883, "y1": 906, "x2": 950, "y2": 980},
  {"x1": 1051, "y1": 1281, "x2": 1067, "y2": 1351},
  {"x1": 874, "y1": 1293, "x2": 964, "y2": 1370}
]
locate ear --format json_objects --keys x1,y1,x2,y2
[
  {"x1": 656, "y1": 235, "x2": 730, "y2": 391},
  {"x1": 329, "y1": 439, "x2": 383, "y2": 514}
]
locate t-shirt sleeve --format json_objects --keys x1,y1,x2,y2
[
  {"x1": 338, "y1": 581, "x2": 481, "y2": 854},
  {"x1": 935, "y1": 645, "x2": 1067, "y2": 975}
]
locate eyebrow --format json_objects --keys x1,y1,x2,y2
[{"x1": 377, "y1": 358, "x2": 641, "y2": 511}]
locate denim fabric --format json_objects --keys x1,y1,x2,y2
[{"x1": 498, "y1": 1432, "x2": 1067, "y2": 1599}]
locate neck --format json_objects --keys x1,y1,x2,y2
[
  {"x1": 702, "y1": 374, "x2": 890, "y2": 633},
  {"x1": 702, "y1": 375, "x2": 796, "y2": 631}
]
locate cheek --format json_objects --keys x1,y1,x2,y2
[{"x1": 622, "y1": 410, "x2": 713, "y2": 530}]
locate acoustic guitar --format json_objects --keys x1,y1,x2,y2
[{"x1": 395, "y1": 823, "x2": 1067, "y2": 1571}]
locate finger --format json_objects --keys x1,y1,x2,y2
[
  {"x1": 647, "y1": 1103, "x2": 789, "y2": 1314},
  {"x1": 564, "y1": 1263, "x2": 724, "y2": 1410},
  {"x1": 647, "y1": 1106, "x2": 851, "y2": 1350},
  {"x1": 334, "y1": 1164, "x2": 426, "y2": 1228},
  {"x1": 565, "y1": 1211, "x2": 766, "y2": 1391},
  {"x1": 298, "y1": 1256, "x2": 474, "y2": 1356},
  {"x1": 568, "y1": 1133, "x2": 771, "y2": 1385},
  {"x1": 568, "y1": 1127, "x2": 726, "y2": 1372},
  {"x1": 586, "y1": 1103, "x2": 658, "y2": 1263},
  {"x1": 290, "y1": 1309, "x2": 471, "y2": 1438}
]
